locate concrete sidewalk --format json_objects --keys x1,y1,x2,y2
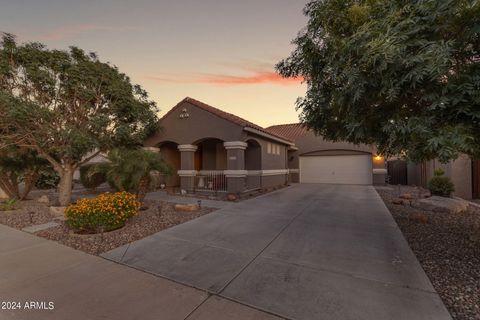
[
  {"x1": 104, "y1": 184, "x2": 451, "y2": 320},
  {"x1": 0, "y1": 224, "x2": 280, "y2": 320}
]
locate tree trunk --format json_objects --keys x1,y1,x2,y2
[
  {"x1": 57, "y1": 166, "x2": 74, "y2": 206},
  {"x1": 0, "y1": 173, "x2": 20, "y2": 199},
  {"x1": 136, "y1": 176, "x2": 150, "y2": 203},
  {"x1": 20, "y1": 171, "x2": 40, "y2": 200}
]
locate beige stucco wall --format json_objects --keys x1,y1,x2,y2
[
  {"x1": 244, "y1": 134, "x2": 288, "y2": 170},
  {"x1": 286, "y1": 130, "x2": 374, "y2": 170},
  {"x1": 145, "y1": 101, "x2": 245, "y2": 147},
  {"x1": 407, "y1": 155, "x2": 473, "y2": 199}
]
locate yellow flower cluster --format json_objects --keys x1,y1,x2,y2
[{"x1": 65, "y1": 192, "x2": 140, "y2": 232}]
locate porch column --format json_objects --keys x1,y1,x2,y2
[
  {"x1": 224, "y1": 141, "x2": 247, "y2": 194},
  {"x1": 178, "y1": 144, "x2": 197, "y2": 192}
]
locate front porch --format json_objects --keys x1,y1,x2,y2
[{"x1": 154, "y1": 138, "x2": 288, "y2": 195}]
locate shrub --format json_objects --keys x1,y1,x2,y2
[
  {"x1": 93, "y1": 148, "x2": 170, "y2": 201},
  {"x1": 0, "y1": 198, "x2": 17, "y2": 211},
  {"x1": 65, "y1": 192, "x2": 140, "y2": 233},
  {"x1": 79, "y1": 164, "x2": 107, "y2": 191},
  {"x1": 35, "y1": 168, "x2": 60, "y2": 189},
  {"x1": 428, "y1": 168, "x2": 455, "y2": 197}
]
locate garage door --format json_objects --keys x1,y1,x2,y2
[{"x1": 299, "y1": 154, "x2": 373, "y2": 184}]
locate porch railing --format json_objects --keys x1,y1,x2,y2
[{"x1": 195, "y1": 170, "x2": 227, "y2": 192}]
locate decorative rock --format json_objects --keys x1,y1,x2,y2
[
  {"x1": 174, "y1": 204, "x2": 199, "y2": 212},
  {"x1": 0, "y1": 187, "x2": 9, "y2": 199},
  {"x1": 392, "y1": 198, "x2": 405, "y2": 205},
  {"x1": 413, "y1": 196, "x2": 469, "y2": 214},
  {"x1": 400, "y1": 193, "x2": 414, "y2": 200},
  {"x1": 227, "y1": 194, "x2": 237, "y2": 201},
  {"x1": 421, "y1": 192, "x2": 431, "y2": 198},
  {"x1": 37, "y1": 195, "x2": 50, "y2": 205},
  {"x1": 49, "y1": 206, "x2": 66, "y2": 219}
]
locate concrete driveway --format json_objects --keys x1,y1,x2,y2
[{"x1": 103, "y1": 184, "x2": 451, "y2": 320}]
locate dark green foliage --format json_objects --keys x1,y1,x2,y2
[
  {"x1": 79, "y1": 163, "x2": 107, "y2": 190},
  {"x1": 277, "y1": 0, "x2": 480, "y2": 163},
  {"x1": 35, "y1": 167, "x2": 60, "y2": 189},
  {"x1": 428, "y1": 168, "x2": 455, "y2": 197},
  {"x1": 0, "y1": 147, "x2": 48, "y2": 199},
  {"x1": 0, "y1": 34, "x2": 159, "y2": 205}
]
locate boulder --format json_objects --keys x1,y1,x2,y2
[
  {"x1": 174, "y1": 204, "x2": 199, "y2": 212},
  {"x1": 399, "y1": 193, "x2": 414, "y2": 200},
  {"x1": 413, "y1": 196, "x2": 469, "y2": 214},
  {"x1": 0, "y1": 187, "x2": 9, "y2": 200},
  {"x1": 37, "y1": 195, "x2": 50, "y2": 205},
  {"x1": 49, "y1": 206, "x2": 66, "y2": 220},
  {"x1": 392, "y1": 198, "x2": 405, "y2": 205},
  {"x1": 227, "y1": 194, "x2": 238, "y2": 201}
]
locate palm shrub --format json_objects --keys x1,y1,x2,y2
[
  {"x1": 80, "y1": 163, "x2": 108, "y2": 191},
  {"x1": 428, "y1": 169, "x2": 455, "y2": 197},
  {"x1": 90, "y1": 148, "x2": 170, "y2": 201}
]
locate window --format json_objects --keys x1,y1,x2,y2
[{"x1": 267, "y1": 143, "x2": 272, "y2": 154}]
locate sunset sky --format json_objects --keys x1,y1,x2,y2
[{"x1": 0, "y1": 0, "x2": 309, "y2": 127}]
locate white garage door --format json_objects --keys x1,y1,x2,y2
[{"x1": 299, "y1": 154, "x2": 373, "y2": 185}]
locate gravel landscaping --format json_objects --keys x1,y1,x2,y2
[
  {"x1": 376, "y1": 186, "x2": 480, "y2": 320},
  {"x1": 0, "y1": 200, "x2": 54, "y2": 229},
  {"x1": 0, "y1": 197, "x2": 216, "y2": 255}
]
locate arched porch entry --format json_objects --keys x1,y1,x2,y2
[
  {"x1": 193, "y1": 138, "x2": 228, "y2": 192},
  {"x1": 157, "y1": 141, "x2": 180, "y2": 187},
  {"x1": 245, "y1": 139, "x2": 262, "y2": 190}
]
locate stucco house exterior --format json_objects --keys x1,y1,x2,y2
[{"x1": 144, "y1": 97, "x2": 386, "y2": 195}]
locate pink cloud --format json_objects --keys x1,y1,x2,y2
[
  {"x1": 196, "y1": 71, "x2": 302, "y2": 85},
  {"x1": 37, "y1": 24, "x2": 138, "y2": 41},
  {"x1": 145, "y1": 68, "x2": 302, "y2": 86}
]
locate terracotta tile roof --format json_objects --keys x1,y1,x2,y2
[
  {"x1": 163, "y1": 97, "x2": 293, "y2": 143},
  {"x1": 265, "y1": 123, "x2": 309, "y2": 141}
]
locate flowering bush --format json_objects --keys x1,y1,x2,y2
[{"x1": 65, "y1": 192, "x2": 140, "y2": 233}]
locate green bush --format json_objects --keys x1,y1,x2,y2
[
  {"x1": 65, "y1": 192, "x2": 140, "y2": 233},
  {"x1": 35, "y1": 168, "x2": 60, "y2": 189},
  {"x1": 428, "y1": 169, "x2": 455, "y2": 197},
  {"x1": 79, "y1": 164, "x2": 107, "y2": 190},
  {"x1": 0, "y1": 198, "x2": 17, "y2": 211}
]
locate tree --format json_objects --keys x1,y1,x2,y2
[
  {"x1": 277, "y1": 0, "x2": 480, "y2": 163},
  {"x1": 0, "y1": 34, "x2": 159, "y2": 205},
  {"x1": 89, "y1": 148, "x2": 170, "y2": 202}
]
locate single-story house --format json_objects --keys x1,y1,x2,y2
[{"x1": 144, "y1": 97, "x2": 386, "y2": 194}]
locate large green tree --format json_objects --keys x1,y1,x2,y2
[
  {"x1": 277, "y1": 0, "x2": 480, "y2": 163},
  {"x1": 0, "y1": 34, "x2": 159, "y2": 205}
]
